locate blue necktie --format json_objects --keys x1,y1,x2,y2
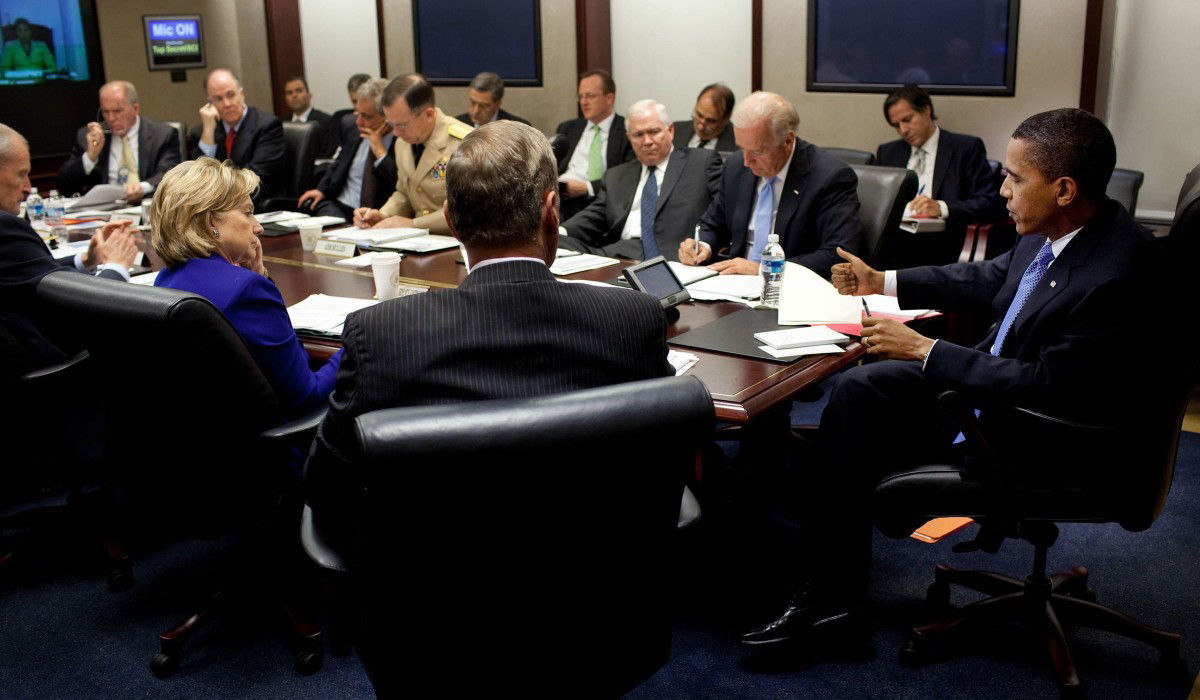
[
  {"x1": 749, "y1": 176, "x2": 777, "y2": 262},
  {"x1": 990, "y1": 242, "x2": 1055, "y2": 356},
  {"x1": 640, "y1": 165, "x2": 660, "y2": 260}
]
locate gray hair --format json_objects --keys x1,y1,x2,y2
[
  {"x1": 204, "y1": 68, "x2": 242, "y2": 94},
  {"x1": 626, "y1": 99, "x2": 670, "y2": 126},
  {"x1": 355, "y1": 78, "x2": 389, "y2": 115},
  {"x1": 730, "y1": 91, "x2": 799, "y2": 144},
  {"x1": 0, "y1": 123, "x2": 27, "y2": 165},
  {"x1": 101, "y1": 80, "x2": 138, "y2": 105},
  {"x1": 469, "y1": 71, "x2": 504, "y2": 101},
  {"x1": 446, "y1": 121, "x2": 557, "y2": 248}
]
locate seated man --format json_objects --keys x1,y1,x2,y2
[
  {"x1": 296, "y1": 78, "x2": 397, "y2": 220},
  {"x1": 562, "y1": 99, "x2": 719, "y2": 261},
  {"x1": 57, "y1": 80, "x2": 181, "y2": 203},
  {"x1": 673, "y1": 83, "x2": 737, "y2": 153},
  {"x1": 454, "y1": 72, "x2": 530, "y2": 127},
  {"x1": 0, "y1": 124, "x2": 138, "y2": 369},
  {"x1": 677, "y1": 91, "x2": 862, "y2": 277},
  {"x1": 742, "y1": 108, "x2": 1166, "y2": 650},
  {"x1": 282, "y1": 75, "x2": 335, "y2": 158},
  {"x1": 353, "y1": 73, "x2": 471, "y2": 235},
  {"x1": 554, "y1": 69, "x2": 635, "y2": 221},
  {"x1": 193, "y1": 68, "x2": 286, "y2": 206},
  {"x1": 328, "y1": 73, "x2": 372, "y2": 154},
  {"x1": 876, "y1": 84, "x2": 1005, "y2": 263}
]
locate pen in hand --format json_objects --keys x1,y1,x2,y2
[
  {"x1": 693, "y1": 224, "x2": 700, "y2": 256},
  {"x1": 861, "y1": 298, "x2": 872, "y2": 317}
]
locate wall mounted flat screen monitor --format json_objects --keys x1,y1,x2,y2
[
  {"x1": 413, "y1": 0, "x2": 542, "y2": 86},
  {"x1": 807, "y1": 0, "x2": 1019, "y2": 96},
  {"x1": 143, "y1": 14, "x2": 205, "y2": 70}
]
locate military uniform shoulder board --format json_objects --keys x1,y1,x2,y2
[{"x1": 447, "y1": 122, "x2": 473, "y2": 140}]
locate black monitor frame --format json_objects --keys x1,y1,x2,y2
[
  {"x1": 142, "y1": 14, "x2": 206, "y2": 72},
  {"x1": 412, "y1": 0, "x2": 543, "y2": 87}
]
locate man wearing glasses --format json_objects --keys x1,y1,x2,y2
[
  {"x1": 354, "y1": 73, "x2": 471, "y2": 235},
  {"x1": 673, "y1": 83, "x2": 737, "y2": 154},
  {"x1": 554, "y1": 69, "x2": 635, "y2": 220}
]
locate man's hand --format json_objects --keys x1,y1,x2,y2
[
  {"x1": 85, "y1": 122, "x2": 105, "y2": 161},
  {"x1": 708, "y1": 257, "x2": 758, "y2": 275},
  {"x1": 562, "y1": 179, "x2": 589, "y2": 199},
  {"x1": 198, "y1": 103, "x2": 219, "y2": 144},
  {"x1": 361, "y1": 120, "x2": 390, "y2": 159},
  {"x1": 84, "y1": 221, "x2": 139, "y2": 269},
  {"x1": 908, "y1": 195, "x2": 940, "y2": 217},
  {"x1": 830, "y1": 247, "x2": 884, "y2": 296},
  {"x1": 860, "y1": 317, "x2": 934, "y2": 361},
  {"x1": 298, "y1": 189, "x2": 324, "y2": 209},
  {"x1": 374, "y1": 215, "x2": 413, "y2": 229},
  {"x1": 677, "y1": 239, "x2": 710, "y2": 266},
  {"x1": 123, "y1": 181, "x2": 144, "y2": 203},
  {"x1": 353, "y1": 207, "x2": 382, "y2": 228}
]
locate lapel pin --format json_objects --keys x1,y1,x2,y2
[
  {"x1": 1049, "y1": 280, "x2": 1056, "y2": 288},
  {"x1": 792, "y1": 189, "x2": 799, "y2": 195}
]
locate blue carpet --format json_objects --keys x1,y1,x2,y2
[{"x1": 2, "y1": 415, "x2": 1197, "y2": 698}]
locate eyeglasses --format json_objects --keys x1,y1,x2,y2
[{"x1": 578, "y1": 92, "x2": 605, "y2": 101}]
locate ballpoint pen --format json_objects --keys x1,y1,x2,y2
[
  {"x1": 693, "y1": 224, "x2": 700, "y2": 256},
  {"x1": 861, "y1": 298, "x2": 872, "y2": 317}
]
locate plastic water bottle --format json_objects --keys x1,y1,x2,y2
[
  {"x1": 759, "y1": 233, "x2": 785, "y2": 308},
  {"x1": 26, "y1": 187, "x2": 44, "y2": 224},
  {"x1": 46, "y1": 189, "x2": 67, "y2": 241}
]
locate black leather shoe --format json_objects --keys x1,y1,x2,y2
[{"x1": 741, "y1": 585, "x2": 867, "y2": 647}]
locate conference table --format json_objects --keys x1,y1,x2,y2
[{"x1": 256, "y1": 231, "x2": 868, "y2": 424}]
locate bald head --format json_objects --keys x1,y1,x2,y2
[
  {"x1": 731, "y1": 92, "x2": 799, "y2": 179},
  {"x1": 99, "y1": 80, "x2": 140, "y2": 137},
  {"x1": 0, "y1": 123, "x2": 32, "y2": 215},
  {"x1": 205, "y1": 68, "x2": 247, "y2": 125}
]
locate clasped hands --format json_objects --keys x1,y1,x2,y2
[
  {"x1": 831, "y1": 246, "x2": 934, "y2": 361},
  {"x1": 82, "y1": 220, "x2": 140, "y2": 270}
]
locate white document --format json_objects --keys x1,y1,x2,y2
[
  {"x1": 555, "y1": 247, "x2": 581, "y2": 258},
  {"x1": 129, "y1": 270, "x2": 160, "y2": 286},
  {"x1": 322, "y1": 226, "x2": 426, "y2": 244},
  {"x1": 861, "y1": 293, "x2": 932, "y2": 319},
  {"x1": 65, "y1": 184, "x2": 126, "y2": 210},
  {"x1": 275, "y1": 215, "x2": 346, "y2": 230},
  {"x1": 333, "y1": 251, "x2": 397, "y2": 268},
  {"x1": 667, "y1": 261, "x2": 717, "y2": 286},
  {"x1": 777, "y1": 262, "x2": 861, "y2": 325},
  {"x1": 286, "y1": 294, "x2": 379, "y2": 334},
  {"x1": 49, "y1": 240, "x2": 89, "y2": 260},
  {"x1": 687, "y1": 273, "x2": 761, "y2": 300},
  {"x1": 900, "y1": 217, "x2": 946, "y2": 234},
  {"x1": 376, "y1": 234, "x2": 459, "y2": 253},
  {"x1": 255, "y1": 210, "x2": 309, "y2": 224},
  {"x1": 668, "y1": 349, "x2": 699, "y2": 376},
  {"x1": 758, "y1": 344, "x2": 846, "y2": 359},
  {"x1": 753, "y1": 325, "x2": 850, "y2": 350},
  {"x1": 549, "y1": 253, "x2": 619, "y2": 275}
]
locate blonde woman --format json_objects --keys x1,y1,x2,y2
[{"x1": 151, "y1": 157, "x2": 341, "y2": 416}]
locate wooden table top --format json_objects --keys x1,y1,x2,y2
[{"x1": 258, "y1": 230, "x2": 866, "y2": 423}]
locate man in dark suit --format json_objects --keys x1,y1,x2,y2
[
  {"x1": 875, "y1": 85, "x2": 1004, "y2": 235},
  {"x1": 296, "y1": 78, "x2": 397, "y2": 219},
  {"x1": 193, "y1": 68, "x2": 286, "y2": 206},
  {"x1": 327, "y1": 73, "x2": 372, "y2": 155},
  {"x1": 562, "y1": 99, "x2": 719, "y2": 261},
  {"x1": 677, "y1": 91, "x2": 862, "y2": 277},
  {"x1": 554, "y1": 69, "x2": 636, "y2": 220},
  {"x1": 454, "y1": 71, "x2": 530, "y2": 128},
  {"x1": 742, "y1": 109, "x2": 1165, "y2": 651},
  {"x1": 57, "y1": 80, "x2": 181, "y2": 203},
  {"x1": 672, "y1": 83, "x2": 737, "y2": 154},
  {"x1": 282, "y1": 75, "x2": 335, "y2": 158},
  {"x1": 2, "y1": 124, "x2": 139, "y2": 368}
]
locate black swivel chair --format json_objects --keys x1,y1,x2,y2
[
  {"x1": 262, "y1": 121, "x2": 320, "y2": 211},
  {"x1": 849, "y1": 164, "x2": 918, "y2": 268},
  {"x1": 302, "y1": 375, "x2": 715, "y2": 697},
  {"x1": 163, "y1": 121, "x2": 188, "y2": 165},
  {"x1": 1106, "y1": 167, "x2": 1145, "y2": 217},
  {"x1": 35, "y1": 270, "x2": 328, "y2": 677},
  {"x1": 870, "y1": 190, "x2": 1198, "y2": 694},
  {"x1": 824, "y1": 147, "x2": 876, "y2": 166}
]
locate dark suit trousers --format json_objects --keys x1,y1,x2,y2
[{"x1": 312, "y1": 199, "x2": 355, "y2": 220}]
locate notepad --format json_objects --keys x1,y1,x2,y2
[
  {"x1": 322, "y1": 226, "x2": 427, "y2": 245},
  {"x1": 900, "y1": 216, "x2": 946, "y2": 234},
  {"x1": 255, "y1": 210, "x2": 309, "y2": 224},
  {"x1": 274, "y1": 215, "x2": 347, "y2": 230},
  {"x1": 549, "y1": 253, "x2": 620, "y2": 275},
  {"x1": 687, "y1": 273, "x2": 761, "y2": 300},
  {"x1": 375, "y1": 234, "x2": 459, "y2": 253},
  {"x1": 666, "y1": 261, "x2": 718, "y2": 285},
  {"x1": 287, "y1": 294, "x2": 379, "y2": 335},
  {"x1": 754, "y1": 326, "x2": 850, "y2": 350},
  {"x1": 777, "y1": 262, "x2": 861, "y2": 325}
]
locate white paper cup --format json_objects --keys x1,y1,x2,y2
[
  {"x1": 371, "y1": 252, "x2": 403, "y2": 300},
  {"x1": 298, "y1": 222, "x2": 322, "y2": 251}
]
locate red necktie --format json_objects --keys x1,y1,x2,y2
[{"x1": 224, "y1": 128, "x2": 236, "y2": 158}]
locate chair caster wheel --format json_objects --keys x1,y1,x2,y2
[
  {"x1": 898, "y1": 638, "x2": 932, "y2": 667},
  {"x1": 925, "y1": 581, "x2": 950, "y2": 609},
  {"x1": 107, "y1": 566, "x2": 134, "y2": 593},
  {"x1": 295, "y1": 646, "x2": 323, "y2": 675},
  {"x1": 151, "y1": 652, "x2": 179, "y2": 678}
]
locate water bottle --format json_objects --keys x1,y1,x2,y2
[
  {"x1": 46, "y1": 189, "x2": 67, "y2": 241},
  {"x1": 759, "y1": 232, "x2": 785, "y2": 308},
  {"x1": 26, "y1": 187, "x2": 44, "y2": 224}
]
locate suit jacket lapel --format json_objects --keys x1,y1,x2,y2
[
  {"x1": 606, "y1": 115, "x2": 625, "y2": 166},
  {"x1": 655, "y1": 149, "x2": 685, "y2": 214},
  {"x1": 137, "y1": 126, "x2": 151, "y2": 180},
  {"x1": 231, "y1": 109, "x2": 252, "y2": 162},
  {"x1": 932, "y1": 138, "x2": 950, "y2": 198},
  {"x1": 775, "y1": 143, "x2": 809, "y2": 233}
]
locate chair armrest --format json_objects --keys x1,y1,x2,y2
[
  {"x1": 19, "y1": 349, "x2": 89, "y2": 383},
  {"x1": 300, "y1": 503, "x2": 350, "y2": 572},
  {"x1": 260, "y1": 405, "x2": 327, "y2": 443}
]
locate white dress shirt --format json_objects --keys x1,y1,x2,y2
[
  {"x1": 560, "y1": 112, "x2": 616, "y2": 197},
  {"x1": 292, "y1": 107, "x2": 314, "y2": 122},
  {"x1": 80, "y1": 117, "x2": 153, "y2": 195},
  {"x1": 619, "y1": 148, "x2": 672, "y2": 241}
]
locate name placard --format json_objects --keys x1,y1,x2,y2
[{"x1": 314, "y1": 240, "x2": 358, "y2": 258}]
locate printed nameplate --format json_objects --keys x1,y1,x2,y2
[{"x1": 314, "y1": 239, "x2": 357, "y2": 258}]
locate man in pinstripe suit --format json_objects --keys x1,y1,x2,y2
[{"x1": 306, "y1": 119, "x2": 674, "y2": 494}]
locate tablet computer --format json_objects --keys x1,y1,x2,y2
[{"x1": 623, "y1": 255, "x2": 691, "y2": 309}]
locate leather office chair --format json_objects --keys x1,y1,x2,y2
[
  {"x1": 824, "y1": 147, "x2": 876, "y2": 166},
  {"x1": 302, "y1": 375, "x2": 714, "y2": 697},
  {"x1": 849, "y1": 164, "x2": 917, "y2": 268},
  {"x1": 1106, "y1": 167, "x2": 1145, "y2": 217},
  {"x1": 163, "y1": 121, "x2": 188, "y2": 165},
  {"x1": 34, "y1": 270, "x2": 328, "y2": 677},
  {"x1": 262, "y1": 121, "x2": 320, "y2": 211},
  {"x1": 871, "y1": 192, "x2": 1196, "y2": 695}
]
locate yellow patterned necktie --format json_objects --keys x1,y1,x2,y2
[{"x1": 121, "y1": 136, "x2": 140, "y2": 187}]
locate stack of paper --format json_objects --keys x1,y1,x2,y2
[
  {"x1": 287, "y1": 294, "x2": 379, "y2": 335},
  {"x1": 275, "y1": 215, "x2": 346, "y2": 230},
  {"x1": 555, "y1": 248, "x2": 582, "y2": 259},
  {"x1": 375, "y1": 234, "x2": 459, "y2": 253},
  {"x1": 861, "y1": 294, "x2": 932, "y2": 319},
  {"x1": 777, "y1": 262, "x2": 860, "y2": 325},
  {"x1": 255, "y1": 211, "x2": 309, "y2": 225},
  {"x1": 667, "y1": 349, "x2": 699, "y2": 376},
  {"x1": 687, "y1": 274, "x2": 761, "y2": 300},
  {"x1": 549, "y1": 253, "x2": 619, "y2": 275},
  {"x1": 666, "y1": 261, "x2": 717, "y2": 285},
  {"x1": 322, "y1": 226, "x2": 427, "y2": 245},
  {"x1": 754, "y1": 326, "x2": 850, "y2": 349}
]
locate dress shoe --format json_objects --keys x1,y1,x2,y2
[{"x1": 741, "y1": 584, "x2": 868, "y2": 647}]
